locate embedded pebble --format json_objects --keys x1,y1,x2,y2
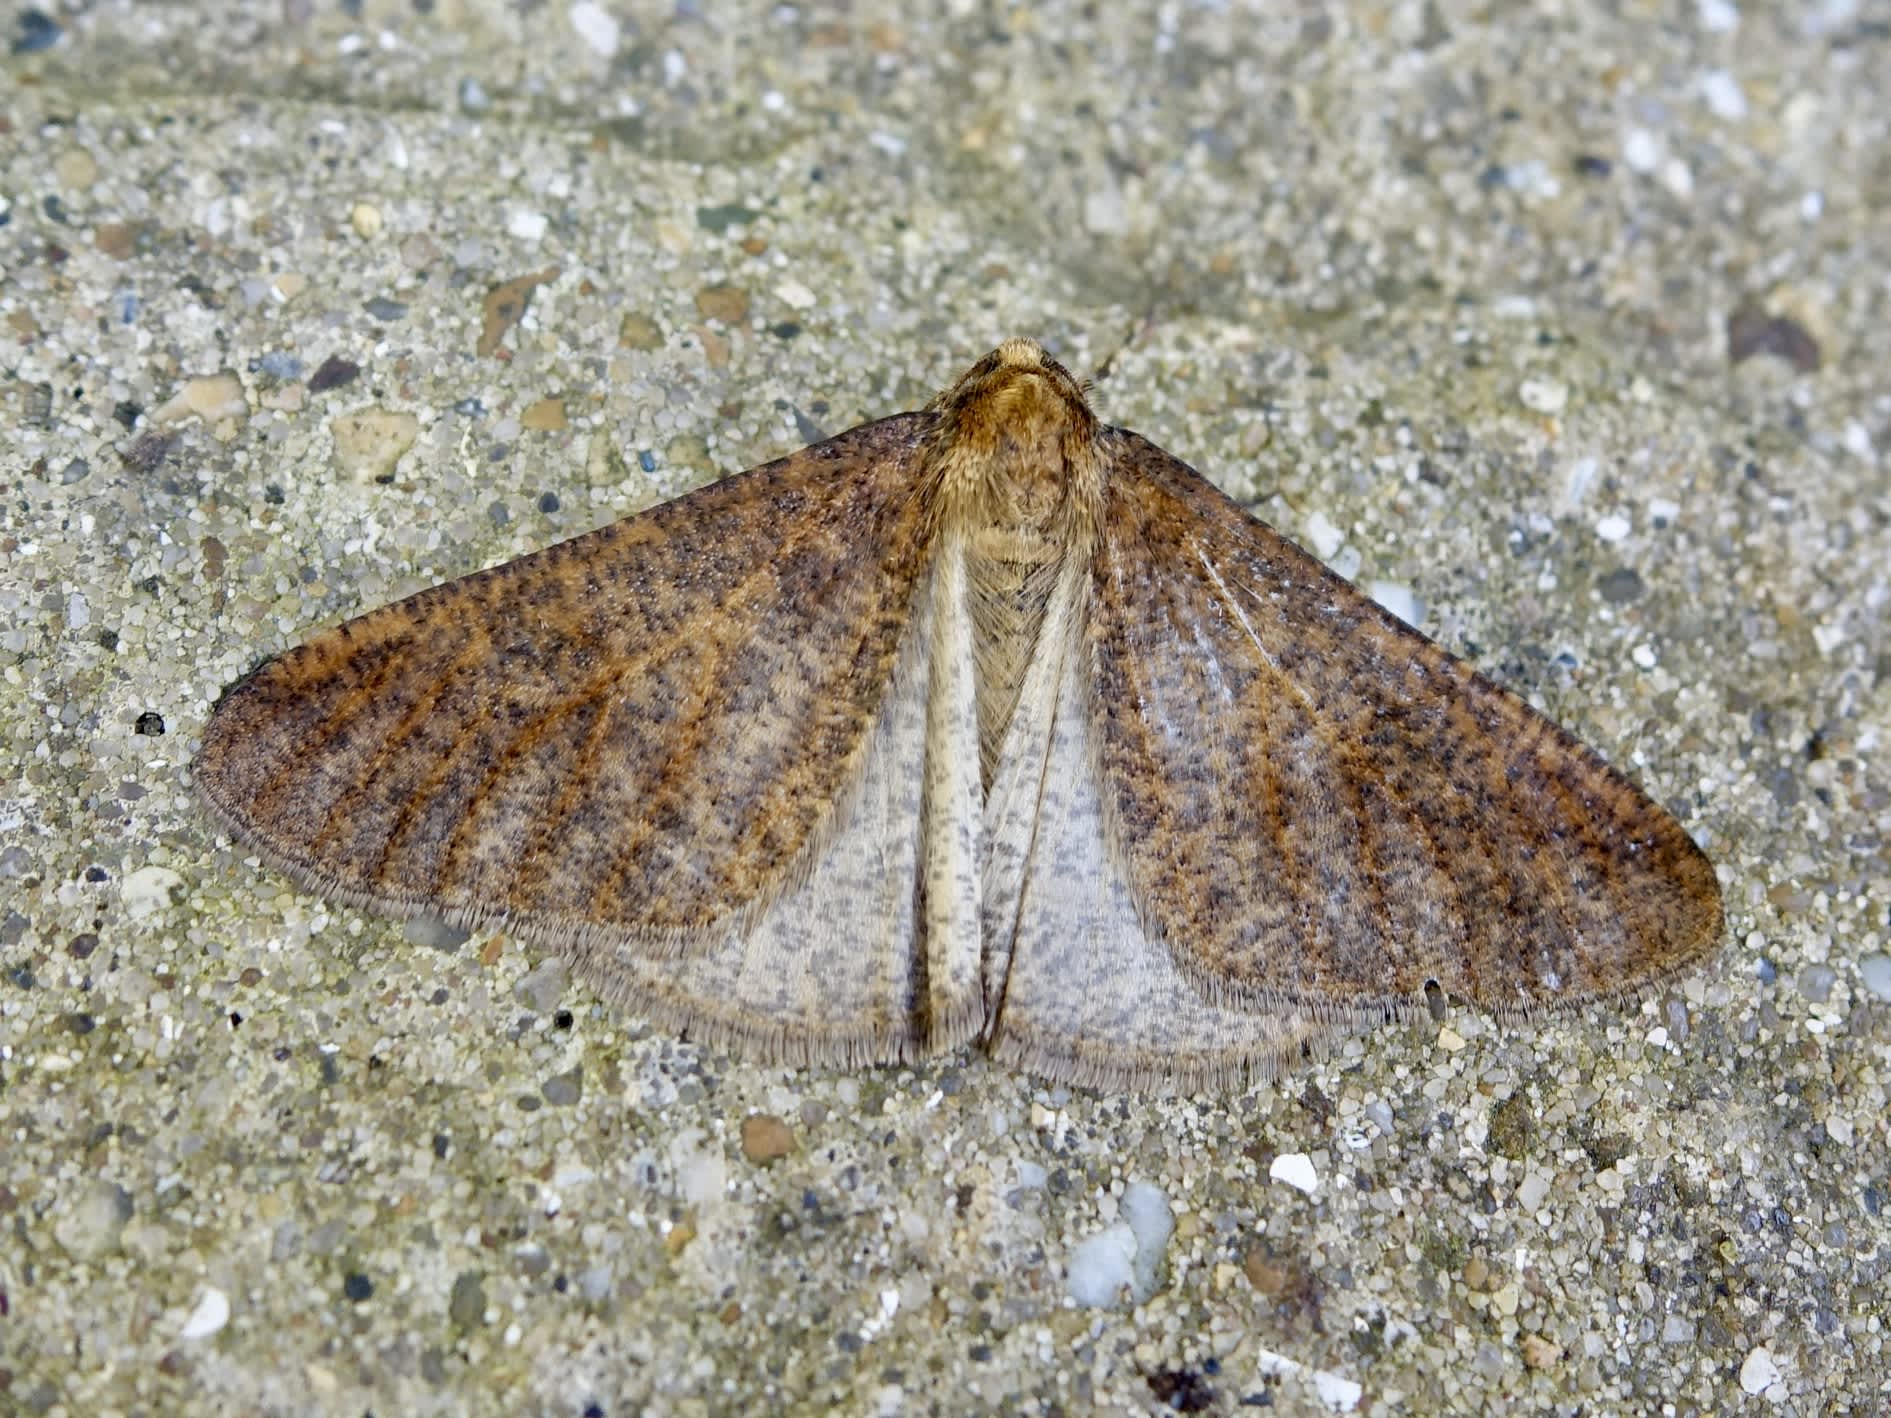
[
  {"x1": 1740, "y1": 1346, "x2": 1782, "y2": 1395},
  {"x1": 1083, "y1": 180, "x2": 1130, "y2": 236},
  {"x1": 513, "y1": 956, "x2": 570, "y2": 1014},
  {"x1": 1517, "y1": 1170, "x2": 1552, "y2": 1211},
  {"x1": 1367, "y1": 581, "x2": 1421, "y2": 627},
  {"x1": 53, "y1": 1179, "x2": 134, "y2": 1260},
  {"x1": 121, "y1": 865, "x2": 186, "y2": 920},
  {"x1": 1067, "y1": 1181, "x2": 1173, "y2": 1308},
  {"x1": 155, "y1": 373, "x2": 247, "y2": 427},
  {"x1": 1068, "y1": 1223, "x2": 1138, "y2": 1308},
  {"x1": 1120, "y1": 1181, "x2": 1175, "y2": 1300},
  {"x1": 1520, "y1": 1334, "x2": 1560, "y2": 1369},
  {"x1": 402, "y1": 917, "x2": 471, "y2": 952},
  {"x1": 1797, "y1": 964, "x2": 1836, "y2": 1004},
  {"x1": 508, "y1": 208, "x2": 549, "y2": 242},
  {"x1": 1302, "y1": 510, "x2": 1345, "y2": 561},
  {"x1": 329, "y1": 407, "x2": 420, "y2": 480},
  {"x1": 449, "y1": 1271, "x2": 487, "y2": 1330},
  {"x1": 1858, "y1": 954, "x2": 1891, "y2": 1001},
  {"x1": 740, "y1": 1114, "x2": 796, "y2": 1164},
  {"x1": 179, "y1": 1287, "x2": 231, "y2": 1340},
  {"x1": 350, "y1": 202, "x2": 384, "y2": 239},
  {"x1": 1518, "y1": 376, "x2": 1568, "y2": 414},
  {"x1": 696, "y1": 284, "x2": 751, "y2": 324},
  {"x1": 541, "y1": 1067, "x2": 583, "y2": 1107},
  {"x1": 1623, "y1": 128, "x2": 1662, "y2": 173},
  {"x1": 1701, "y1": 70, "x2": 1749, "y2": 121},
  {"x1": 1270, "y1": 1152, "x2": 1320, "y2": 1194},
  {"x1": 1256, "y1": 1348, "x2": 1363, "y2": 1412},
  {"x1": 569, "y1": 1, "x2": 621, "y2": 56},
  {"x1": 1595, "y1": 513, "x2": 1632, "y2": 543},
  {"x1": 55, "y1": 147, "x2": 99, "y2": 190}
]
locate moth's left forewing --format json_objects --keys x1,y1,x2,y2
[{"x1": 1085, "y1": 427, "x2": 1723, "y2": 1020}]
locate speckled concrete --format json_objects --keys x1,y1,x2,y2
[{"x1": 2, "y1": 2, "x2": 1887, "y2": 1414}]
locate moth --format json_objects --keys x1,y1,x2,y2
[{"x1": 196, "y1": 339, "x2": 1724, "y2": 1090}]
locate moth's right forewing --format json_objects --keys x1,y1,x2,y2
[{"x1": 1086, "y1": 429, "x2": 1723, "y2": 1019}]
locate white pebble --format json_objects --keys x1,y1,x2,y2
[
  {"x1": 777, "y1": 279, "x2": 817, "y2": 311},
  {"x1": 1083, "y1": 181, "x2": 1129, "y2": 236},
  {"x1": 1595, "y1": 513, "x2": 1632, "y2": 543},
  {"x1": 507, "y1": 207, "x2": 549, "y2": 242},
  {"x1": 1256, "y1": 1349, "x2": 1362, "y2": 1412},
  {"x1": 1632, "y1": 644, "x2": 1658, "y2": 669},
  {"x1": 1739, "y1": 1346, "x2": 1782, "y2": 1395},
  {"x1": 1519, "y1": 376, "x2": 1567, "y2": 414},
  {"x1": 122, "y1": 865, "x2": 186, "y2": 920},
  {"x1": 1303, "y1": 510, "x2": 1345, "y2": 561},
  {"x1": 1270, "y1": 1152, "x2": 1320, "y2": 1194},
  {"x1": 569, "y1": 2, "x2": 621, "y2": 57},
  {"x1": 1368, "y1": 582, "x2": 1421, "y2": 628},
  {"x1": 1314, "y1": 1373, "x2": 1364, "y2": 1412},
  {"x1": 1562, "y1": 456, "x2": 1600, "y2": 510},
  {"x1": 1858, "y1": 954, "x2": 1891, "y2": 1001},
  {"x1": 1517, "y1": 1169, "x2": 1552, "y2": 1211},
  {"x1": 1623, "y1": 128, "x2": 1662, "y2": 174},
  {"x1": 1697, "y1": 0, "x2": 1740, "y2": 32},
  {"x1": 1700, "y1": 70, "x2": 1749, "y2": 121},
  {"x1": 1068, "y1": 1181, "x2": 1174, "y2": 1308},
  {"x1": 180, "y1": 1286, "x2": 231, "y2": 1340},
  {"x1": 1120, "y1": 1182, "x2": 1175, "y2": 1300},
  {"x1": 1067, "y1": 1223, "x2": 1138, "y2": 1308}
]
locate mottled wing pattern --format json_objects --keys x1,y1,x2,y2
[
  {"x1": 197, "y1": 414, "x2": 937, "y2": 961},
  {"x1": 980, "y1": 561, "x2": 1326, "y2": 1092},
  {"x1": 1088, "y1": 429, "x2": 1723, "y2": 1018},
  {"x1": 569, "y1": 555, "x2": 981, "y2": 1063}
]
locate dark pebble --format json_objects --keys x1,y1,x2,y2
[
  {"x1": 696, "y1": 203, "x2": 760, "y2": 232},
  {"x1": 1598, "y1": 567, "x2": 1645, "y2": 604},
  {"x1": 13, "y1": 10, "x2": 62, "y2": 56},
  {"x1": 1727, "y1": 300, "x2": 1820, "y2": 373},
  {"x1": 308, "y1": 356, "x2": 361, "y2": 393}
]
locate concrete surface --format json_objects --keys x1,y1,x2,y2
[{"x1": 1, "y1": 1, "x2": 1886, "y2": 1413}]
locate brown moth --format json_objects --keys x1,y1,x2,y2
[{"x1": 195, "y1": 339, "x2": 1723, "y2": 1090}]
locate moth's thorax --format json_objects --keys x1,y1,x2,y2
[{"x1": 929, "y1": 339, "x2": 1104, "y2": 787}]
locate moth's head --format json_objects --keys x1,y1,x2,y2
[
  {"x1": 933, "y1": 338, "x2": 1095, "y2": 432},
  {"x1": 927, "y1": 339, "x2": 1105, "y2": 527}
]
